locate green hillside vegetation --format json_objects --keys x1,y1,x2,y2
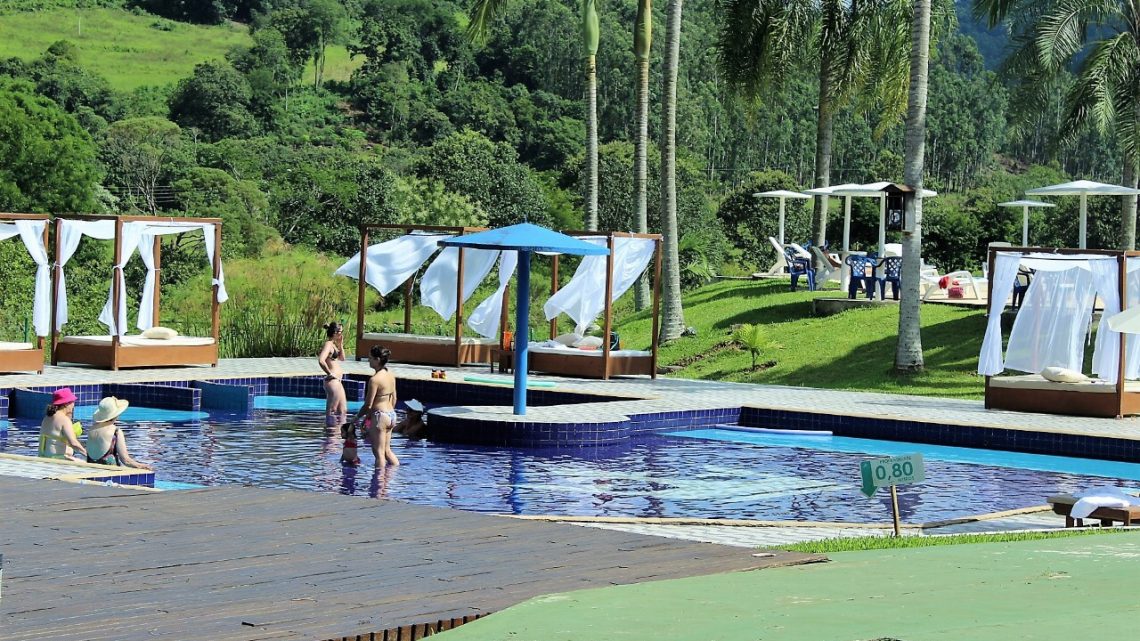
[{"x1": 0, "y1": 8, "x2": 357, "y2": 90}]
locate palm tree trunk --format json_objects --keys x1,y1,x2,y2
[
  {"x1": 633, "y1": 0, "x2": 652, "y2": 311},
  {"x1": 659, "y1": 0, "x2": 685, "y2": 342},
  {"x1": 1123, "y1": 156, "x2": 1138, "y2": 250},
  {"x1": 586, "y1": 54, "x2": 599, "y2": 230},
  {"x1": 895, "y1": 0, "x2": 931, "y2": 372},
  {"x1": 811, "y1": 56, "x2": 834, "y2": 258}
]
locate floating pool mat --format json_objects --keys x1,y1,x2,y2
[{"x1": 463, "y1": 375, "x2": 557, "y2": 388}]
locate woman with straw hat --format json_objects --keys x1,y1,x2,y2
[
  {"x1": 85, "y1": 397, "x2": 153, "y2": 470},
  {"x1": 38, "y1": 387, "x2": 86, "y2": 461}
]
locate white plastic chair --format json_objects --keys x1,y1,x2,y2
[
  {"x1": 809, "y1": 246, "x2": 842, "y2": 283},
  {"x1": 920, "y1": 263, "x2": 985, "y2": 300}
]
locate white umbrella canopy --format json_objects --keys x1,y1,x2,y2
[
  {"x1": 804, "y1": 182, "x2": 936, "y2": 256},
  {"x1": 998, "y1": 200, "x2": 1055, "y2": 246},
  {"x1": 753, "y1": 190, "x2": 811, "y2": 245},
  {"x1": 1025, "y1": 180, "x2": 1140, "y2": 249}
]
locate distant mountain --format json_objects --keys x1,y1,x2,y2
[{"x1": 955, "y1": 0, "x2": 1009, "y2": 70}]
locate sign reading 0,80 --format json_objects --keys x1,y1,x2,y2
[{"x1": 859, "y1": 453, "x2": 925, "y2": 496}]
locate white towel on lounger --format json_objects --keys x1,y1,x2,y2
[{"x1": 1071, "y1": 486, "x2": 1136, "y2": 519}]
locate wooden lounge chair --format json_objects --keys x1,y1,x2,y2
[{"x1": 1047, "y1": 494, "x2": 1140, "y2": 527}]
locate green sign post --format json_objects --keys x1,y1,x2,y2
[{"x1": 859, "y1": 453, "x2": 925, "y2": 536}]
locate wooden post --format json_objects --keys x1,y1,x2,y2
[
  {"x1": 601, "y1": 234, "x2": 615, "y2": 380},
  {"x1": 403, "y1": 227, "x2": 414, "y2": 334},
  {"x1": 36, "y1": 220, "x2": 48, "y2": 352},
  {"x1": 211, "y1": 223, "x2": 221, "y2": 351},
  {"x1": 151, "y1": 235, "x2": 162, "y2": 327},
  {"x1": 650, "y1": 236, "x2": 662, "y2": 379},
  {"x1": 455, "y1": 246, "x2": 465, "y2": 367},
  {"x1": 889, "y1": 485, "x2": 902, "y2": 537},
  {"x1": 111, "y1": 217, "x2": 123, "y2": 370},
  {"x1": 549, "y1": 255, "x2": 560, "y2": 339},
  {"x1": 356, "y1": 227, "x2": 368, "y2": 361},
  {"x1": 49, "y1": 218, "x2": 61, "y2": 364}
]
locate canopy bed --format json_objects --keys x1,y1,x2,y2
[
  {"x1": 980, "y1": 246, "x2": 1140, "y2": 418},
  {"x1": 338, "y1": 224, "x2": 507, "y2": 367},
  {"x1": 519, "y1": 231, "x2": 662, "y2": 380},
  {"x1": 0, "y1": 213, "x2": 51, "y2": 373},
  {"x1": 50, "y1": 215, "x2": 226, "y2": 370}
]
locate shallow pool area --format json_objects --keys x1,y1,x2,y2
[{"x1": 2, "y1": 408, "x2": 1137, "y2": 523}]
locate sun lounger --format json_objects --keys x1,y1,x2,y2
[{"x1": 1047, "y1": 493, "x2": 1140, "y2": 527}]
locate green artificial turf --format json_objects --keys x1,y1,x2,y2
[{"x1": 782, "y1": 527, "x2": 1138, "y2": 553}]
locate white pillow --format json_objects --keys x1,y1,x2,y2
[
  {"x1": 1040, "y1": 366, "x2": 1088, "y2": 383},
  {"x1": 142, "y1": 326, "x2": 180, "y2": 340},
  {"x1": 553, "y1": 333, "x2": 581, "y2": 347},
  {"x1": 573, "y1": 335, "x2": 603, "y2": 349}
]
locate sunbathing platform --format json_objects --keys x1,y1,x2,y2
[{"x1": 0, "y1": 476, "x2": 818, "y2": 641}]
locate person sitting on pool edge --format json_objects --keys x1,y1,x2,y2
[
  {"x1": 395, "y1": 399, "x2": 428, "y2": 440},
  {"x1": 85, "y1": 396, "x2": 153, "y2": 470},
  {"x1": 39, "y1": 387, "x2": 86, "y2": 461}
]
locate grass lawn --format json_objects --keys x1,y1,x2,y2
[
  {"x1": 613, "y1": 278, "x2": 990, "y2": 399},
  {"x1": 0, "y1": 8, "x2": 359, "y2": 90}
]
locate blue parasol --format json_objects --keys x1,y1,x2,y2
[{"x1": 439, "y1": 223, "x2": 609, "y2": 415}]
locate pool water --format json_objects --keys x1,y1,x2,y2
[{"x1": 2, "y1": 411, "x2": 1137, "y2": 523}]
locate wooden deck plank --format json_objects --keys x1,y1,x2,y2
[{"x1": 1, "y1": 477, "x2": 821, "y2": 641}]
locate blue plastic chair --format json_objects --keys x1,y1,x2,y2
[
  {"x1": 783, "y1": 246, "x2": 816, "y2": 292},
  {"x1": 844, "y1": 254, "x2": 880, "y2": 300},
  {"x1": 879, "y1": 256, "x2": 902, "y2": 300}
]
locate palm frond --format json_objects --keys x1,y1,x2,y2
[{"x1": 466, "y1": 0, "x2": 512, "y2": 43}]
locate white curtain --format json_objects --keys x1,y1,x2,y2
[
  {"x1": 467, "y1": 250, "x2": 518, "y2": 338},
  {"x1": 420, "y1": 247, "x2": 501, "y2": 321},
  {"x1": 1090, "y1": 257, "x2": 1122, "y2": 383},
  {"x1": 544, "y1": 237, "x2": 655, "y2": 335},
  {"x1": 132, "y1": 222, "x2": 228, "y2": 330},
  {"x1": 98, "y1": 223, "x2": 146, "y2": 335},
  {"x1": 0, "y1": 223, "x2": 19, "y2": 241},
  {"x1": 1121, "y1": 260, "x2": 1140, "y2": 379},
  {"x1": 334, "y1": 233, "x2": 451, "y2": 296},
  {"x1": 14, "y1": 220, "x2": 50, "y2": 337},
  {"x1": 56, "y1": 220, "x2": 116, "y2": 332},
  {"x1": 1004, "y1": 265, "x2": 1095, "y2": 374}
]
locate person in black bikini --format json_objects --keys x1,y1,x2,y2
[
  {"x1": 348, "y1": 346, "x2": 400, "y2": 466},
  {"x1": 319, "y1": 321, "x2": 347, "y2": 423},
  {"x1": 85, "y1": 397, "x2": 153, "y2": 470}
]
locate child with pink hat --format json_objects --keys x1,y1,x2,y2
[{"x1": 38, "y1": 388, "x2": 86, "y2": 461}]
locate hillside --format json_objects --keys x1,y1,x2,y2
[{"x1": 0, "y1": 7, "x2": 358, "y2": 90}]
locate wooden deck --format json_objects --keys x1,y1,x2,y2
[{"x1": 1, "y1": 478, "x2": 821, "y2": 641}]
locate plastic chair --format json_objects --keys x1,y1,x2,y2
[
  {"x1": 879, "y1": 256, "x2": 903, "y2": 300},
  {"x1": 844, "y1": 254, "x2": 880, "y2": 299},
  {"x1": 782, "y1": 245, "x2": 816, "y2": 292}
]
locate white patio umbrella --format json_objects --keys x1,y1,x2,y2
[
  {"x1": 803, "y1": 183, "x2": 864, "y2": 254},
  {"x1": 809, "y1": 182, "x2": 937, "y2": 257},
  {"x1": 753, "y1": 190, "x2": 811, "y2": 245},
  {"x1": 1025, "y1": 180, "x2": 1140, "y2": 249},
  {"x1": 997, "y1": 200, "x2": 1055, "y2": 246}
]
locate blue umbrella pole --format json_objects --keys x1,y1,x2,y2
[{"x1": 513, "y1": 250, "x2": 531, "y2": 415}]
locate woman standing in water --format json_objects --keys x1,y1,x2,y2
[
  {"x1": 318, "y1": 321, "x2": 347, "y2": 422},
  {"x1": 349, "y1": 345, "x2": 400, "y2": 466}
]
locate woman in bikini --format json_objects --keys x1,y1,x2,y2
[
  {"x1": 84, "y1": 396, "x2": 153, "y2": 470},
  {"x1": 38, "y1": 387, "x2": 86, "y2": 461},
  {"x1": 349, "y1": 345, "x2": 400, "y2": 466},
  {"x1": 319, "y1": 321, "x2": 347, "y2": 422}
]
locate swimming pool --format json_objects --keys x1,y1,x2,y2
[{"x1": 2, "y1": 407, "x2": 1137, "y2": 524}]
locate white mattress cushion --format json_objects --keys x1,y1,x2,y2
[{"x1": 0, "y1": 341, "x2": 35, "y2": 350}]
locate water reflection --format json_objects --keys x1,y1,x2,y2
[{"x1": 1, "y1": 410, "x2": 1135, "y2": 523}]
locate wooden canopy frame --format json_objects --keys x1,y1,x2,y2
[
  {"x1": 353, "y1": 224, "x2": 502, "y2": 367},
  {"x1": 50, "y1": 214, "x2": 222, "y2": 370},
  {"x1": 0, "y1": 213, "x2": 50, "y2": 374},
  {"x1": 984, "y1": 246, "x2": 1140, "y2": 418},
  {"x1": 516, "y1": 231, "x2": 662, "y2": 380}
]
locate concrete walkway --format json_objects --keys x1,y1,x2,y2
[{"x1": 438, "y1": 530, "x2": 1140, "y2": 640}]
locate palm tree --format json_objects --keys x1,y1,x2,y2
[
  {"x1": 466, "y1": 0, "x2": 601, "y2": 230},
  {"x1": 975, "y1": 0, "x2": 1140, "y2": 249},
  {"x1": 659, "y1": 0, "x2": 686, "y2": 342},
  {"x1": 633, "y1": 0, "x2": 652, "y2": 310},
  {"x1": 717, "y1": 0, "x2": 914, "y2": 262},
  {"x1": 894, "y1": 0, "x2": 932, "y2": 372}
]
